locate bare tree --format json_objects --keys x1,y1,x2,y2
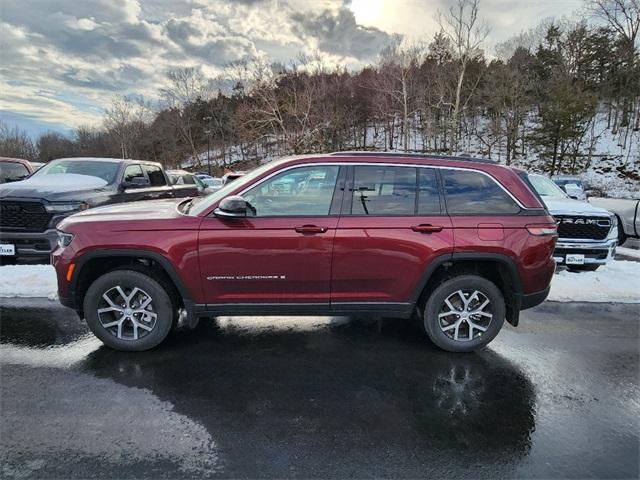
[
  {"x1": 160, "y1": 67, "x2": 211, "y2": 164},
  {"x1": 437, "y1": 0, "x2": 490, "y2": 154},
  {"x1": 0, "y1": 121, "x2": 37, "y2": 160},
  {"x1": 586, "y1": 0, "x2": 640, "y2": 46},
  {"x1": 103, "y1": 95, "x2": 152, "y2": 159}
]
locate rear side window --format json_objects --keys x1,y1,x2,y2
[
  {"x1": 143, "y1": 165, "x2": 167, "y2": 186},
  {"x1": 350, "y1": 166, "x2": 416, "y2": 215},
  {"x1": 441, "y1": 170, "x2": 520, "y2": 215},
  {"x1": 123, "y1": 165, "x2": 144, "y2": 183}
]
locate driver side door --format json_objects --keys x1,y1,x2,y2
[{"x1": 198, "y1": 164, "x2": 344, "y2": 307}]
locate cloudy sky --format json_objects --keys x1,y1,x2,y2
[{"x1": 0, "y1": 0, "x2": 582, "y2": 137}]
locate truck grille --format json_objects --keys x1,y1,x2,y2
[
  {"x1": 554, "y1": 216, "x2": 611, "y2": 240},
  {"x1": 0, "y1": 200, "x2": 51, "y2": 232}
]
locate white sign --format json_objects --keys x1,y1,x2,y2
[
  {"x1": 0, "y1": 244, "x2": 16, "y2": 256},
  {"x1": 565, "y1": 254, "x2": 585, "y2": 265}
]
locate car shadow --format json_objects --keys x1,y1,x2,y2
[{"x1": 78, "y1": 315, "x2": 536, "y2": 476}]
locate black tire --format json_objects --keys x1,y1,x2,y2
[
  {"x1": 422, "y1": 275, "x2": 505, "y2": 353},
  {"x1": 616, "y1": 216, "x2": 627, "y2": 247},
  {"x1": 83, "y1": 269, "x2": 174, "y2": 351},
  {"x1": 567, "y1": 264, "x2": 600, "y2": 272}
]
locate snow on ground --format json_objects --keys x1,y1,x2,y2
[
  {"x1": 0, "y1": 261, "x2": 638, "y2": 304},
  {"x1": 548, "y1": 260, "x2": 640, "y2": 303},
  {"x1": 0, "y1": 265, "x2": 58, "y2": 299}
]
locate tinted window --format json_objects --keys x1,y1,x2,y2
[
  {"x1": 143, "y1": 165, "x2": 166, "y2": 186},
  {"x1": 442, "y1": 170, "x2": 520, "y2": 215},
  {"x1": 350, "y1": 166, "x2": 416, "y2": 215},
  {"x1": 418, "y1": 168, "x2": 441, "y2": 214},
  {"x1": 123, "y1": 165, "x2": 145, "y2": 183},
  {"x1": 0, "y1": 161, "x2": 30, "y2": 183},
  {"x1": 181, "y1": 174, "x2": 196, "y2": 184},
  {"x1": 244, "y1": 165, "x2": 339, "y2": 216}
]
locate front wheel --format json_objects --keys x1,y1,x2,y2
[
  {"x1": 83, "y1": 270, "x2": 174, "y2": 351},
  {"x1": 422, "y1": 275, "x2": 505, "y2": 353}
]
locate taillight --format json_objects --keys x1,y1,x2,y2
[{"x1": 526, "y1": 223, "x2": 557, "y2": 236}]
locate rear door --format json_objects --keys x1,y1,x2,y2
[{"x1": 331, "y1": 165, "x2": 453, "y2": 306}]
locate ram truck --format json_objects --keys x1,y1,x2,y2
[
  {"x1": 528, "y1": 174, "x2": 617, "y2": 271},
  {"x1": 0, "y1": 157, "x2": 197, "y2": 262}
]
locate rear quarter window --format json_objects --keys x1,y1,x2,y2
[{"x1": 442, "y1": 170, "x2": 520, "y2": 215}]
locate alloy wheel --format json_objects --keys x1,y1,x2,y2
[
  {"x1": 97, "y1": 286, "x2": 157, "y2": 340},
  {"x1": 438, "y1": 289, "x2": 492, "y2": 342}
]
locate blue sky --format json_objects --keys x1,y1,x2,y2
[{"x1": 0, "y1": 0, "x2": 583, "y2": 138}]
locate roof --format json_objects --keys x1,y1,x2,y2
[
  {"x1": 56, "y1": 157, "x2": 162, "y2": 166},
  {"x1": 328, "y1": 151, "x2": 498, "y2": 164}
]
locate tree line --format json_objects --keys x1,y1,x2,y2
[{"x1": 1, "y1": 0, "x2": 638, "y2": 177}]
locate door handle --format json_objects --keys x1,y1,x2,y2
[
  {"x1": 411, "y1": 224, "x2": 444, "y2": 233},
  {"x1": 295, "y1": 225, "x2": 328, "y2": 234}
]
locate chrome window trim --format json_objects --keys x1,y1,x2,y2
[{"x1": 235, "y1": 162, "x2": 527, "y2": 210}]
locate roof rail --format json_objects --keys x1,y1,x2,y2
[{"x1": 328, "y1": 151, "x2": 498, "y2": 164}]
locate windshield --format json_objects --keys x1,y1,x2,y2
[
  {"x1": 528, "y1": 174, "x2": 569, "y2": 198},
  {"x1": 189, "y1": 161, "x2": 281, "y2": 216},
  {"x1": 0, "y1": 161, "x2": 31, "y2": 183},
  {"x1": 32, "y1": 159, "x2": 120, "y2": 184}
]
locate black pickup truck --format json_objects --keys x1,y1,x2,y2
[{"x1": 0, "y1": 157, "x2": 197, "y2": 262}]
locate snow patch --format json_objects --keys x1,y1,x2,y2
[
  {"x1": 14, "y1": 173, "x2": 107, "y2": 190},
  {"x1": 549, "y1": 260, "x2": 640, "y2": 303},
  {"x1": 0, "y1": 265, "x2": 57, "y2": 298},
  {"x1": 617, "y1": 247, "x2": 640, "y2": 260}
]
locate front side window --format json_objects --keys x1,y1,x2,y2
[
  {"x1": 123, "y1": 165, "x2": 145, "y2": 183},
  {"x1": 350, "y1": 166, "x2": 417, "y2": 215},
  {"x1": 442, "y1": 170, "x2": 520, "y2": 215},
  {"x1": 243, "y1": 165, "x2": 339, "y2": 217},
  {"x1": 143, "y1": 165, "x2": 166, "y2": 186}
]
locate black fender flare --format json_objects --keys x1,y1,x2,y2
[{"x1": 69, "y1": 249, "x2": 194, "y2": 315}]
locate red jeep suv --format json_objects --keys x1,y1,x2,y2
[{"x1": 52, "y1": 153, "x2": 557, "y2": 352}]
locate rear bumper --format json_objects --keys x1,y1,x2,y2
[
  {"x1": 553, "y1": 238, "x2": 617, "y2": 265},
  {"x1": 0, "y1": 229, "x2": 58, "y2": 259},
  {"x1": 520, "y1": 286, "x2": 550, "y2": 310}
]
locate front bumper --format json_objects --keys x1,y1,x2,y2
[
  {"x1": 553, "y1": 238, "x2": 617, "y2": 265},
  {"x1": 0, "y1": 229, "x2": 58, "y2": 259}
]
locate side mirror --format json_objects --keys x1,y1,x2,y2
[
  {"x1": 122, "y1": 177, "x2": 150, "y2": 189},
  {"x1": 214, "y1": 195, "x2": 249, "y2": 218}
]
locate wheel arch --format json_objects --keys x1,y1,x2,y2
[
  {"x1": 411, "y1": 252, "x2": 523, "y2": 327},
  {"x1": 70, "y1": 249, "x2": 193, "y2": 319}
]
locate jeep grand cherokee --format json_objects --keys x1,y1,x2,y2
[{"x1": 52, "y1": 152, "x2": 557, "y2": 352}]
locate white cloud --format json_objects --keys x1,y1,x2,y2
[{"x1": 0, "y1": 0, "x2": 581, "y2": 135}]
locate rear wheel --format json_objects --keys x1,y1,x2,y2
[
  {"x1": 83, "y1": 270, "x2": 174, "y2": 351},
  {"x1": 422, "y1": 275, "x2": 505, "y2": 353}
]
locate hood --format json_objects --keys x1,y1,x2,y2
[
  {"x1": 542, "y1": 196, "x2": 611, "y2": 216},
  {"x1": 0, "y1": 174, "x2": 110, "y2": 201},
  {"x1": 61, "y1": 198, "x2": 185, "y2": 226}
]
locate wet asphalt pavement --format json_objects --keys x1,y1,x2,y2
[{"x1": 0, "y1": 300, "x2": 638, "y2": 479}]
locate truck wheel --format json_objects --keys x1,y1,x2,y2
[
  {"x1": 567, "y1": 265, "x2": 600, "y2": 272},
  {"x1": 422, "y1": 275, "x2": 505, "y2": 353},
  {"x1": 616, "y1": 216, "x2": 627, "y2": 246},
  {"x1": 83, "y1": 270, "x2": 174, "y2": 351}
]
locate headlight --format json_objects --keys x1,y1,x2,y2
[
  {"x1": 57, "y1": 232, "x2": 74, "y2": 248},
  {"x1": 45, "y1": 202, "x2": 89, "y2": 213}
]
